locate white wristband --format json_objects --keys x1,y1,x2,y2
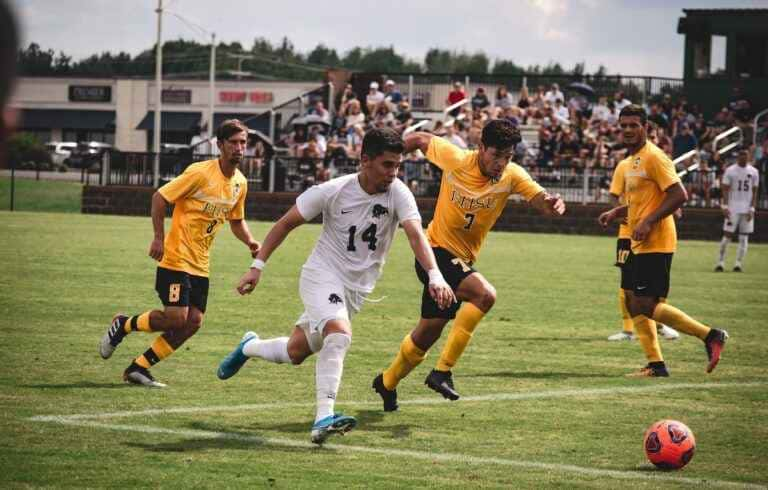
[
  {"x1": 250, "y1": 258, "x2": 266, "y2": 270},
  {"x1": 427, "y1": 268, "x2": 445, "y2": 285}
]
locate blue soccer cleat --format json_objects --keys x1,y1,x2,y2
[
  {"x1": 217, "y1": 331, "x2": 258, "y2": 380},
  {"x1": 310, "y1": 413, "x2": 357, "y2": 445}
]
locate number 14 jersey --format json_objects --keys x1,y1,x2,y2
[{"x1": 296, "y1": 173, "x2": 421, "y2": 293}]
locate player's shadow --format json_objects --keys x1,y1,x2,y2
[
  {"x1": 124, "y1": 421, "x2": 309, "y2": 454},
  {"x1": 353, "y1": 409, "x2": 412, "y2": 439},
  {"x1": 461, "y1": 371, "x2": 615, "y2": 379},
  {"x1": 19, "y1": 382, "x2": 126, "y2": 389}
]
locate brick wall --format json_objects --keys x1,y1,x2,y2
[{"x1": 82, "y1": 186, "x2": 768, "y2": 242}]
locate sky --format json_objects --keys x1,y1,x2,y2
[{"x1": 10, "y1": 0, "x2": 768, "y2": 78}]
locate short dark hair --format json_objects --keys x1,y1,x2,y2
[
  {"x1": 619, "y1": 104, "x2": 647, "y2": 124},
  {"x1": 361, "y1": 127, "x2": 404, "y2": 159},
  {"x1": 216, "y1": 119, "x2": 249, "y2": 141},
  {"x1": 481, "y1": 119, "x2": 521, "y2": 151}
]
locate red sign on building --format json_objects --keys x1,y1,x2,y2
[{"x1": 219, "y1": 91, "x2": 273, "y2": 104}]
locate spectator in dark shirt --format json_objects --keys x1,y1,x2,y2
[
  {"x1": 648, "y1": 103, "x2": 669, "y2": 130},
  {"x1": 672, "y1": 123, "x2": 698, "y2": 159},
  {"x1": 471, "y1": 87, "x2": 490, "y2": 111},
  {"x1": 383, "y1": 80, "x2": 403, "y2": 109}
]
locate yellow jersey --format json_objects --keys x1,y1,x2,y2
[
  {"x1": 425, "y1": 137, "x2": 544, "y2": 263},
  {"x1": 620, "y1": 141, "x2": 680, "y2": 254},
  {"x1": 608, "y1": 159, "x2": 631, "y2": 240},
  {"x1": 158, "y1": 159, "x2": 247, "y2": 277}
]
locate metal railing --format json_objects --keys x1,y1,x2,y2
[{"x1": 99, "y1": 151, "x2": 765, "y2": 208}]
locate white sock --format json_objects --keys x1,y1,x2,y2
[
  {"x1": 736, "y1": 234, "x2": 748, "y2": 264},
  {"x1": 717, "y1": 236, "x2": 729, "y2": 264},
  {"x1": 314, "y1": 332, "x2": 351, "y2": 423},
  {"x1": 243, "y1": 337, "x2": 291, "y2": 364}
]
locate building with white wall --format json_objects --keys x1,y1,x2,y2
[{"x1": 10, "y1": 77, "x2": 321, "y2": 151}]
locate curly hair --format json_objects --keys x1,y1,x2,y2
[
  {"x1": 481, "y1": 119, "x2": 521, "y2": 151},
  {"x1": 619, "y1": 104, "x2": 647, "y2": 124}
]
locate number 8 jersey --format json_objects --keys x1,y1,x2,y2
[
  {"x1": 158, "y1": 159, "x2": 247, "y2": 277},
  {"x1": 296, "y1": 173, "x2": 421, "y2": 293}
]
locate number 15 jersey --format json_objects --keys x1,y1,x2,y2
[
  {"x1": 296, "y1": 173, "x2": 421, "y2": 293},
  {"x1": 425, "y1": 137, "x2": 543, "y2": 263}
]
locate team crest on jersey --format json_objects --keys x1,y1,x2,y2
[
  {"x1": 328, "y1": 293, "x2": 343, "y2": 304},
  {"x1": 233, "y1": 182, "x2": 242, "y2": 199},
  {"x1": 372, "y1": 204, "x2": 389, "y2": 218}
]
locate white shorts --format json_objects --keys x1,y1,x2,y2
[
  {"x1": 723, "y1": 213, "x2": 754, "y2": 235},
  {"x1": 295, "y1": 265, "x2": 367, "y2": 353}
]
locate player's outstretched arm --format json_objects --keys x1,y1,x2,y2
[
  {"x1": 148, "y1": 192, "x2": 169, "y2": 261},
  {"x1": 236, "y1": 206, "x2": 306, "y2": 295},
  {"x1": 229, "y1": 219, "x2": 261, "y2": 257},
  {"x1": 530, "y1": 191, "x2": 566, "y2": 216},
  {"x1": 598, "y1": 205, "x2": 628, "y2": 227},
  {"x1": 403, "y1": 132, "x2": 433, "y2": 155},
  {"x1": 401, "y1": 219, "x2": 456, "y2": 310}
]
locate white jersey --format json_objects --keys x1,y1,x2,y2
[
  {"x1": 296, "y1": 173, "x2": 421, "y2": 293},
  {"x1": 723, "y1": 164, "x2": 759, "y2": 214}
]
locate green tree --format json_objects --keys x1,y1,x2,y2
[{"x1": 307, "y1": 43, "x2": 340, "y2": 67}]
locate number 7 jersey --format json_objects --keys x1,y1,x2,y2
[
  {"x1": 296, "y1": 173, "x2": 421, "y2": 293},
  {"x1": 425, "y1": 137, "x2": 544, "y2": 263}
]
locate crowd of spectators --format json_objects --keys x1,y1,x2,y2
[{"x1": 275, "y1": 78, "x2": 766, "y2": 205}]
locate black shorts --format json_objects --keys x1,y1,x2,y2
[
  {"x1": 415, "y1": 247, "x2": 476, "y2": 319},
  {"x1": 615, "y1": 238, "x2": 633, "y2": 290},
  {"x1": 155, "y1": 266, "x2": 209, "y2": 313},
  {"x1": 625, "y1": 252, "x2": 672, "y2": 299}
]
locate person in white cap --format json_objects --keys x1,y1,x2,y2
[
  {"x1": 383, "y1": 79, "x2": 403, "y2": 110},
  {"x1": 366, "y1": 81, "x2": 385, "y2": 115}
]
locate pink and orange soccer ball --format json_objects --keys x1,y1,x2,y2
[{"x1": 644, "y1": 420, "x2": 696, "y2": 470}]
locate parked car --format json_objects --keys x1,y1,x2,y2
[
  {"x1": 45, "y1": 141, "x2": 77, "y2": 165},
  {"x1": 65, "y1": 141, "x2": 113, "y2": 169}
]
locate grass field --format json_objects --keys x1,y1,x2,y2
[
  {"x1": 0, "y1": 177, "x2": 83, "y2": 213},
  {"x1": 1, "y1": 211, "x2": 766, "y2": 488}
]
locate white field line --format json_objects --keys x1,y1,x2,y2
[
  {"x1": 29, "y1": 381, "x2": 766, "y2": 423},
  {"x1": 41, "y1": 418, "x2": 767, "y2": 489}
]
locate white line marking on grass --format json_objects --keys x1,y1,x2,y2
[
  {"x1": 29, "y1": 381, "x2": 766, "y2": 422},
  {"x1": 42, "y1": 418, "x2": 767, "y2": 489}
]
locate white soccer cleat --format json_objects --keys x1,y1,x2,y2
[
  {"x1": 657, "y1": 324, "x2": 680, "y2": 341},
  {"x1": 608, "y1": 331, "x2": 634, "y2": 341}
]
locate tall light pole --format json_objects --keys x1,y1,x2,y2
[
  {"x1": 153, "y1": 0, "x2": 164, "y2": 188},
  {"x1": 208, "y1": 33, "x2": 216, "y2": 142}
]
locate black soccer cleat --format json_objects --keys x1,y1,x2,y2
[
  {"x1": 425, "y1": 369, "x2": 460, "y2": 401},
  {"x1": 732, "y1": 265, "x2": 743, "y2": 273},
  {"x1": 714, "y1": 264, "x2": 724, "y2": 272},
  {"x1": 372, "y1": 373, "x2": 398, "y2": 412},
  {"x1": 123, "y1": 362, "x2": 167, "y2": 388},
  {"x1": 99, "y1": 314, "x2": 128, "y2": 359},
  {"x1": 705, "y1": 328, "x2": 729, "y2": 373},
  {"x1": 626, "y1": 362, "x2": 670, "y2": 378}
]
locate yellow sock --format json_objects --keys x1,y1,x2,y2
[
  {"x1": 619, "y1": 289, "x2": 633, "y2": 333},
  {"x1": 125, "y1": 312, "x2": 153, "y2": 333},
  {"x1": 134, "y1": 336, "x2": 175, "y2": 368},
  {"x1": 435, "y1": 303, "x2": 485, "y2": 372},
  {"x1": 632, "y1": 315, "x2": 663, "y2": 363},
  {"x1": 382, "y1": 334, "x2": 426, "y2": 390},
  {"x1": 652, "y1": 303, "x2": 710, "y2": 340}
]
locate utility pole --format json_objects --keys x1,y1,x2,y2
[
  {"x1": 208, "y1": 33, "x2": 216, "y2": 141},
  {"x1": 153, "y1": 0, "x2": 163, "y2": 188},
  {"x1": 227, "y1": 53, "x2": 254, "y2": 80}
]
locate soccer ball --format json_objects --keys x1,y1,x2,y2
[{"x1": 643, "y1": 419, "x2": 696, "y2": 470}]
